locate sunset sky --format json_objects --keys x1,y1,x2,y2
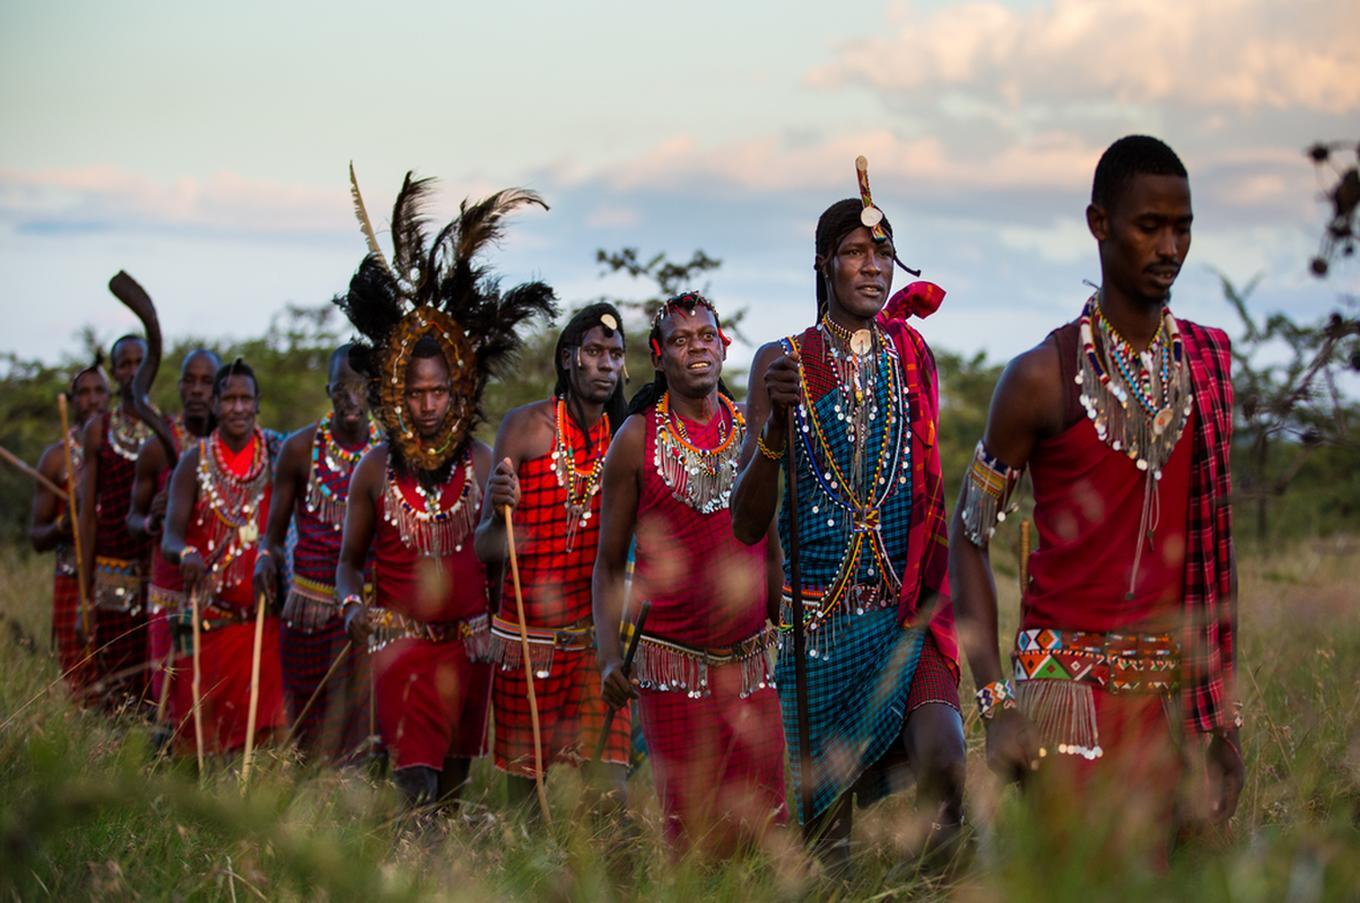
[{"x1": 2, "y1": 0, "x2": 1356, "y2": 368}]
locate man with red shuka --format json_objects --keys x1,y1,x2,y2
[
  {"x1": 951, "y1": 135, "x2": 1243, "y2": 865},
  {"x1": 78, "y1": 333, "x2": 154, "y2": 710},
  {"x1": 333, "y1": 173, "x2": 556, "y2": 809},
  {"x1": 127, "y1": 348, "x2": 219, "y2": 740},
  {"x1": 255, "y1": 343, "x2": 380, "y2": 763},
  {"x1": 162, "y1": 358, "x2": 285, "y2": 755},
  {"x1": 30, "y1": 356, "x2": 109, "y2": 702},
  {"x1": 595, "y1": 292, "x2": 787, "y2": 853},
  {"x1": 475, "y1": 303, "x2": 631, "y2": 807}
]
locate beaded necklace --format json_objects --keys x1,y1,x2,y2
[
  {"x1": 551, "y1": 397, "x2": 609, "y2": 551},
  {"x1": 1076, "y1": 292, "x2": 1192, "y2": 478},
  {"x1": 653, "y1": 391, "x2": 744, "y2": 514},
  {"x1": 305, "y1": 413, "x2": 381, "y2": 531},
  {"x1": 106, "y1": 403, "x2": 154, "y2": 462},
  {"x1": 788, "y1": 326, "x2": 910, "y2": 634},
  {"x1": 383, "y1": 449, "x2": 480, "y2": 557},
  {"x1": 195, "y1": 428, "x2": 269, "y2": 592}
]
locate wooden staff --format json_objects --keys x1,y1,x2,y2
[
  {"x1": 786, "y1": 417, "x2": 814, "y2": 840},
  {"x1": 0, "y1": 444, "x2": 69, "y2": 501},
  {"x1": 592, "y1": 599, "x2": 650, "y2": 764},
  {"x1": 1019, "y1": 519, "x2": 1031, "y2": 595},
  {"x1": 503, "y1": 504, "x2": 552, "y2": 825},
  {"x1": 56, "y1": 396, "x2": 92, "y2": 644},
  {"x1": 282, "y1": 639, "x2": 353, "y2": 747},
  {"x1": 189, "y1": 587, "x2": 206, "y2": 776},
  {"x1": 240, "y1": 592, "x2": 269, "y2": 791}
]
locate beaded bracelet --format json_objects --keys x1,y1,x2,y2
[
  {"x1": 756, "y1": 433, "x2": 785, "y2": 461},
  {"x1": 181, "y1": 545, "x2": 202, "y2": 563},
  {"x1": 975, "y1": 679, "x2": 1018, "y2": 720}
]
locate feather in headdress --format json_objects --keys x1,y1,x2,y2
[{"x1": 348, "y1": 162, "x2": 391, "y2": 275}]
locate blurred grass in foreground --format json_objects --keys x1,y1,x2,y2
[{"x1": 1, "y1": 538, "x2": 1358, "y2": 901}]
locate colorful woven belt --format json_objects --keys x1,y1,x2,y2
[
  {"x1": 94, "y1": 555, "x2": 145, "y2": 614},
  {"x1": 490, "y1": 615, "x2": 594, "y2": 651},
  {"x1": 146, "y1": 584, "x2": 185, "y2": 614},
  {"x1": 1012, "y1": 627, "x2": 1180, "y2": 695}
]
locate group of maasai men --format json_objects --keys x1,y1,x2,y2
[{"x1": 26, "y1": 134, "x2": 1243, "y2": 865}]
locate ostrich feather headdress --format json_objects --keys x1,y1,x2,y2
[{"x1": 335, "y1": 165, "x2": 558, "y2": 472}]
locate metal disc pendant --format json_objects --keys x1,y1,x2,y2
[
  {"x1": 849, "y1": 329, "x2": 873, "y2": 356},
  {"x1": 860, "y1": 206, "x2": 884, "y2": 228},
  {"x1": 1153, "y1": 406, "x2": 1174, "y2": 436}
]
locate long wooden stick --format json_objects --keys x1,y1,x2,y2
[
  {"x1": 503, "y1": 504, "x2": 552, "y2": 826},
  {"x1": 787, "y1": 416, "x2": 814, "y2": 839},
  {"x1": 190, "y1": 589, "x2": 206, "y2": 777},
  {"x1": 0, "y1": 444, "x2": 69, "y2": 501},
  {"x1": 282, "y1": 639, "x2": 353, "y2": 747},
  {"x1": 240, "y1": 592, "x2": 268, "y2": 791},
  {"x1": 56, "y1": 397, "x2": 92, "y2": 644},
  {"x1": 592, "y1": 599, "x2": 650, "y2": 764}
]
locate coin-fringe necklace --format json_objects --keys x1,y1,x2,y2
[
  {"x1": 305, "y1": 413, "x2": 381, "y2": 531},
  {"x1": 195, "y1": 427, "x2": 269, "y2": 594},
  {"x1": 107, "y1": 402, "x2": 155, "y2": 462},
  {"x1": 1076, "y1": 291, "x2": 1193, "y2": 599},
  {"x1": 383, "y1": 449, "x2": 480, "y2": 557},
  {"x1": 653, "y1": 391, "x2": 743, "y2": 514},
  {"x1": 551, "y1": 397, "x2": 608, "y2": 551}
]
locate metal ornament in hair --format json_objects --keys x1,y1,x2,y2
[{"x1": 855, "y1": 156, "x2": 888, "y2": 240}]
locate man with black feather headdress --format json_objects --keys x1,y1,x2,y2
[
  {"x1": 474, "y1": 303, "x2": 631, "y2": 807},
  {"x1": 333, "y1": 171, "x2": 557, "y2": 809}
]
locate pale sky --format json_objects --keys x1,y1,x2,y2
[{"x1": 2, "y1": 0, "x2": 1356, "y2": 368}]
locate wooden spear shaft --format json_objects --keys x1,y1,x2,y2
[
  {"x1": 56, "y1": 396, "x2": 92, "y2": 643},
  {"x1": 189, "y1": 587, "x2": 206, "y2": 777},
  {"x1": 240, "y1": 592, "x2": 268, "y2": 791},
  {"x1": 592, "y1": 599, "x2": 650, "y2": 764},
  {"x1": 0, "y1": 444, "x2": 69, "y2": 501},
  {"x1": 503, "y1": 504, "x2": 552, "y2": 826}
]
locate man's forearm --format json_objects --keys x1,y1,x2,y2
[
  {"x1": 592, "y1": 562, "x2": 626, "y2": 665},
  {"x1": 949, "y1": 521, "x2": 1006, "y2": 688}
]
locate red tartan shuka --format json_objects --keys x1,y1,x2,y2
[
  {"x1": 492, "y1": 405, "x2": 628, "y2": 774},
  {"x1": 1178, "y1": 321, "x2": 1236, "y2": 735},
  {"x1": 52, "y1": 570, "x2": 95, "y2": 701},
  {"x1": 879, "y1": 316, "x2": 958, "y2": 670}
]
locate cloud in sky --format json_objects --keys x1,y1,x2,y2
[{"x1": 1, "y1": 0, "x2": 1354, "y2": 367}]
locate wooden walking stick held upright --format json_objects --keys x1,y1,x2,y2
[
  {"x1": 240, "y1": 591, "x2": 268, "y2": 791},
  {"x1": 503, "y1": 505, "x2": 552, "y2": 825},
  {"x1": 189, "y1": 587, "x2": 206, "y2": 777},
  {"x1": 786, "y1": 416, "x2": 814, "y2": 840},
  {"x1": 57, "y1": 395, "x2": 92, "y2": 644}
]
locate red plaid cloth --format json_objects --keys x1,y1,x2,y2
[
  {"x1": 635, "y1": 401, "x2": 769, "y2": 648},
  {"x1": 638, "y1": 663, "x2": 787, "y2": 848},
  {"x1": 1179, "y1": 321, "x2": 1236, "y2": 734},
  {"x1": 169, "y1": 616, "x2": 285, "y2": 755},
  {"x1": 94, "y1": 605, "x2": 148, "y2": 707},
  {"x1": 500, "y1": 410, "x2": 608, "y2": 626},
  {"x1": 906, "y1": 629, "x2": 961, "y2": 713},
  {"x1": 281, "y1": 619, "x2": 369, "y2": 761},
  {"x1": 52, "y1": 571, "x2": 95, "y2": 702},
  {"x1": 372, "y1": 636, "x2": 491, "y2": 769},
  {"x1": 492, "y1": 647, "x2": 630, "y2": 776},
  {"x1": 147, "y1": 608, "x2": 173, "y2": 708},
  {"x1": 93, "y1": 412, "x2": 151, "y2": 563},
  {"x1": 880, "y1": 317, "x2": 958, "y2": 668}
]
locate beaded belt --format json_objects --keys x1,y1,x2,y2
[
  {"x1": 366, "y1": 607, "x2": 490, "y2": 656},
  {"x1": 488, "y1": 615, "x2": 594, "y2": 677},
  {"x1": 94, "y1": 556, "x2": 145, "y2": 614},
  {"x1": 169, "y1": 599, "x2": 257, "y2": 653},
  {"x1": 779, "y1": 582, "x2": 898, "y2": 662},
  {"x1": 633, "y1": 625, "x2": 777, "y2": 700},
  {"x1": 1011, "y1": 627, "x2": 1180, "y2": 760},
  {"x1": 146, "y1": 584, "x2": 186, "y2": 614},
  {"x1": 1012, "y1": 627, "x2": 1180, "y2": 695},
  {"x1": 281, "y1": 574, "x2": 370, "y2": 633}
]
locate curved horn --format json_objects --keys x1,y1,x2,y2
[{"x1": 108, "y1": 271, "x2": 180, "y2": 465}]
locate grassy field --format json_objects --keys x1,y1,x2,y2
[{"x1": 1, "y1": 538, "x2": 1358, "y2": 901}]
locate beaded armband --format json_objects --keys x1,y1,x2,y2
[
  {"x1": 959, "y1": 441, "x2": 1023, "y2": 546},
  {"x1": 756, "y1": 432, "x2": 785, "y2": 461},
  {"x1": 976, "y1": 679, "x2": 1018, "y2": 720}
]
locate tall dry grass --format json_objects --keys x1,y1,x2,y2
[{"x1": 1, "y1": 538, "x2": 1357, "y2": 901}]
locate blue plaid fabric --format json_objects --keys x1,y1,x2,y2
[
  {"x1": 777, "y1": 332, "x2": 913, "y2": 593},
  {"x1": 776, "y1": 610, "x2": 926, "y2": 823}
]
